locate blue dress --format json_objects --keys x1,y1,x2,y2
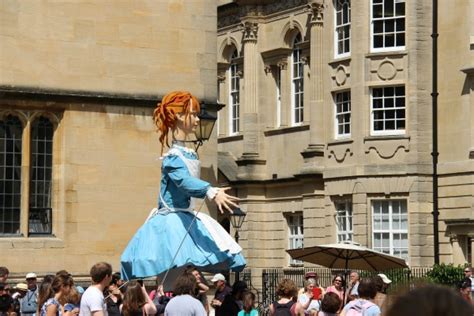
[{"x1": 120, "y1": 144, "x2": 246, "y2": 282}]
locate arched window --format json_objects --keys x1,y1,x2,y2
[
  {"x1": 335, "y1": 0, "x2": 351, "y2": 57},
  {"x1": 0, "y1": 115, "x2": 23, "y2": 235},
  {"x1": 229, "y1": 49, "x2": 240, "y2": 134},
  {"x1": 29, "y1": 117, "x2": 54, "y2": 235},
  {"x1": 291, "y1": 33, "x2": 304, "y2": 125}
]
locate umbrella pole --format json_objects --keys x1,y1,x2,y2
[{"x1": 343, "y1": 257, "x2": 349, "y2": 305}]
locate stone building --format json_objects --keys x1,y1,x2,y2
[
  {"x1": 216, "y1": 0, "x2": 474, "y2": 280},
  {"x1": 0, "y1": 1, "x2": 220, "y2": 276}
]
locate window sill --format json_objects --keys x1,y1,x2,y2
[
  {"x1": 365, "y1": 134, "x2": 409, "y2": 141},
  {"x1": 264, "y1": 124, "x2": 310, "y2": 136},
  {"x1": 217, "y1": 134, "x2": 243, "y2": 143},
  {"x1": 365, "y1": 50, "x2": 408, "y2": 58},
  {"x1": 329, "y1": 55, "x2": 351, "y2": 66},
  {"x1": 0, "y1": 236, "x2": 64, "y2": 248},
  {"x1": 328, "y1": 138, "x2": 354, "y2": 146}
]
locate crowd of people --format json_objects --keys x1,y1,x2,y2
[{"x1": 1, "y1": 265, "x2": 473, "y2": 316}]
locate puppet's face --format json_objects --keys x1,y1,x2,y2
[{"x1": 176, "y1": 104, "x2": 200, "y2": 135}]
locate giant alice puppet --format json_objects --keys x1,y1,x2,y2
[{"x1": 121, "y1": 91, "x2": 246, "y2": 283}]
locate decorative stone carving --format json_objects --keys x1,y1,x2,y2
[
  {"x1": 301, "y1": 55, "x2": 310, "y2": 65},
  {"x1": 364, "y1": 136, "x2": 410, "y2": 159},
  {"x1": 277, "y1": 60, "x2": 288, "y2": 70},
  {"x1": 377, "y1": 60, "x2": 397, "y2": 81},
  {"x1": 308, "y1": 1, "x2": 324, "y2": 24},
  {"x1": 242, "y1": 21, "x2": 258, "y2": 42},
  {"x1": 328, "y1": 147, "x2": 353, "y2": 163},
  {"x1": 335, "y1": 65, "x2": 347, "y2": 86},
  {"x1": 264, "y1": 64, "x2": 273, "y2": 74}
]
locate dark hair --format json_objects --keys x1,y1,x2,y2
[
  {"x1": 42, "y1": 275, "x2": 55, "y2": 283},
  {"x1": 0, "y1": 267, "x2": 9, "y2": 277},
  {"x1": 275, "y1": 278, "x2": 297, "y2": 299},
  {"x1": 242, "y1": 290, "x2": 255, "y2": 313},
  {"x1": 386, "y1": 285, "x2": 472, "y2": 316},
  {"x1": 122, "y1": 281, "x2": 147, "y2": 316},
  {"x1": 90, "y1": 262, "x2": 112, "y2": 283},
  {"x1": 111, "y1": 273, "x2": 121, "y2": 286},
  {"x1": 358, "y1": 278, "x2": 377, "y2": 299},
  {"x1": 373, "y1": 275, "x2": 384, "y2": 292},
  {"x1": 37, "y1": 281, "x2": 53, "y2": 315},
  {"x1": 173, "y1": 271, "x2": 197, "y2": 296},
  {"x1": 332, "y1": 274, "x2": 345, "y2": 287},
  {"x1": 320, "y1": 292, "x2": 341, "y2": 313},
  {"x1": 37, "y1": 275, "x2": 73, "y2": 314},
  {"x1": 56, "y1": 270, "x2": 71, "y2": 277},
  {"x1": 232, "y1": 281, "x2": 248, "y2": 298}
]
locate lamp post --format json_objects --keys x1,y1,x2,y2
[{"x1": 229, "y1": 208, "x2": 246, "y2": 281}]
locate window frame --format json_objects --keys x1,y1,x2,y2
[
  {"x1": 275, "y1": 67, "x2": 282, "y2": 128},
  {"x1": 0, "y1": 112, "x2": 57, "y2": 238},
  {"x1": 228, "y1": 49, "x2": 240, "y2": 135},
  {"x1": 334, "y1": 0, "x2": 351, "y2": 58},
  {"x1": 291, "y1": 33, "x2": 304, "y2": 126},
  {"x1": 335, "y1": 200, "x2": 353, "y2": 243},
  {"x1": 370, "y1": 86, "x2": 406, "y2": 136},
  {"x1": 287, "y1": 212, "x2": 304, "y2": 266},
  {"x1": 334, "y1": 90, "x2": 351, "y2": 139},
  {"x1": 371, "y1": 199, "x2": 409, "y2": 260},
  {"x1": 370, "y1": 0, "x2": 406, "y2": 53}
]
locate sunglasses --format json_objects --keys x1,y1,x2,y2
[
  {"x1": 335, "y1": 279, "x2": 342, "y2": 282},
  {"x1": 464, "y1": 270, "x2": 471, "y2": 273}
]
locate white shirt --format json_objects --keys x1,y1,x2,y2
[{"x1": 79, "y1": 286, "x2": 107, "y2": 316}]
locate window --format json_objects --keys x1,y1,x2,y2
[
  {"x1": 229, "y1": 50, "x2": 240, "y2": 135},
  {"x1": 275, "y1": 67, "x2": 281, "y2": 128},
  {"x1": 0, "y1": 116, "x2": 23, "y2": 235},
  {"x1": 291, "y1": 34, "x2": 304, "y2": 125},
  {"x1": 0, "y1": 113, "x2": 55, "y2": 237},
  {"x1": 335, "y1": 0, "x2": 351, "y2": 57},
  {"x1": 372, "y1": 200, "x2": 408, "y2": 260},
  {"x1": 335, "y1": 91, "x2": 351, "y2": 138},
  {"x1": 336, "y1": 200, "x2": 353, "y2": 242},
  {"x1": 371, "y1": 86, "x2": 405, "y2": 135},
  {"x1": 29, "y1": 117, "x2": 54, "y2": 235},
  {"x1": 371, "y1": 0, "x2": 405, "y2": 51},
  {"x1": 287, "y1": 213, "x2": 304, "y2": 266}
]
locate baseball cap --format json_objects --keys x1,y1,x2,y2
[
  {"x1": 377, "y1": 273, "x2": 392, "y2": 284},
  {"x1": 26, "y1": 273, "x2": 37, "y2": 279},
  {"x1": 211, "y1": 273, "x2": 226, "y2": 283}
]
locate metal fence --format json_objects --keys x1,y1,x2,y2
[{"x1": 260, "y1": 267, "x2": 433, "y2": 308}]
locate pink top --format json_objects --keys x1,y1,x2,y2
[{"x1": 325, "y1": 285, "x2": 344, "y2": 302}]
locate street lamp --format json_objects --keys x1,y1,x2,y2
[
  {"x1": 229, "y1": 208, "x2": 246, "y2": 280},
  {"x1": 194, "y1": 102, "x2": 222, "y2": 151}
]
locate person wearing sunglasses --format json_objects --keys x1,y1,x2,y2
[{"x1": 463, "y1": 267, "x2": 474, "y2": 299}]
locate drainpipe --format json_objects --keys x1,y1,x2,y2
[{"x1": 431, "y1": 0, "x2": 440, "y2": 265}]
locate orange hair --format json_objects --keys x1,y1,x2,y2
[{"x1": 153, "y1": 91, "x2": 200, "y2": 153}]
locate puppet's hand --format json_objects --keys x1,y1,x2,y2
[{"x1": 213, "y1": 187, "x2": 240, "y2": 214}]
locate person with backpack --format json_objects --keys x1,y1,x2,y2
[
  {"x1": 340, "y1": 278, "x2": 380, "y2": 316},
  {"x1": 269, "y1": 279, "x2": 304, "y2": 316}
]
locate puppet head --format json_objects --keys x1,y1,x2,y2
[{"x1": 153, "y1": 91, "x2": 201, "y2": 153}]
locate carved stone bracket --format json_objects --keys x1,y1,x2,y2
[
  {"x1": 308, "y1": 1, "x2": 324, "y2": 25},
  {"x1": 277, "y1": 60, "x2": 288, "y2": 70},
  {"x1": 242, "y1": 21, "x2": 259, "y2": 42}
]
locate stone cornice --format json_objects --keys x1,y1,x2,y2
[{"x1": 0, "y1": 85, "x2": 221, "y2": 109}]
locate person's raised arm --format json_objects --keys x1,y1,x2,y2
[{"x1": 142, "y1": 286, "x2": 157, "y2": 315}]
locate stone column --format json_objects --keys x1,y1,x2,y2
[
  {"x1": 237, "y1": 20, "x2": 266, "y2": 179},
  {"x1": 301, "y1": 1, "x2": 325, "y2": 174}
]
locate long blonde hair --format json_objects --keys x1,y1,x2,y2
[{"x1": 152, "y1": 91, "x2": 201, "y2": 154}]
